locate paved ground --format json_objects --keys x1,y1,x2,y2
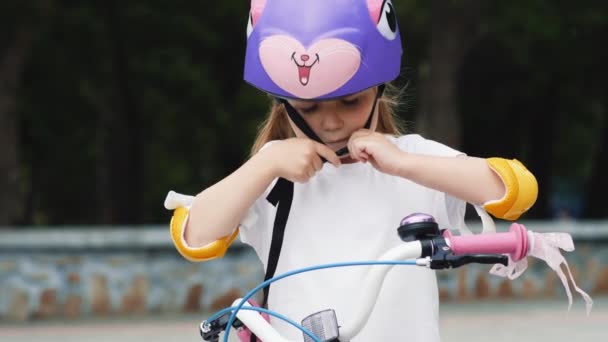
[{"x1": 1, "y1": 298, "x2": 606, "y2": 341}]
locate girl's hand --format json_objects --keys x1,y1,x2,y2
[
  {"x1": 347, "y1": 129, "x2": 405, "y2": 176},
  {"x1": 260, "y1": 138, "x2": 341, "y2": 183}
]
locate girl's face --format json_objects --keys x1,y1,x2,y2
[{"x1": 287, "y1": 87, "x2": 379, "y2": 155}]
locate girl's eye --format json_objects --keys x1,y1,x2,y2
[
  {"x1": 342, "y1": 97, "x2": 359, "y2": 106},
  {"x1": 299, "y1": 104, "x2": 318, "y2": 114}
]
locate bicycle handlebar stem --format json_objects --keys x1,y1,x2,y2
[
  {"x1": 338, "y1": 241, "x2": 423, "y2": 340},
  {"x1": 229, "y1": 300, "x2": 296, "y2": 342}
]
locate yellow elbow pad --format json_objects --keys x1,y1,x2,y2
[
  {"x1": 170, "y1": 206, "x2": 239, "y2": 262},
  {"x1": 483, "y1": 158, "x2": 538, "y2": 220}
]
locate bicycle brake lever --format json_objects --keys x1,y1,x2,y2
[
  {"x1": 431, "y1": 254, "x2": 508, "y2": 269},
  {"x1": 200, "y1": 313, "x2": 245, "y2": 341},
  {"x1": 468, "y1": 254, "x2": 509, "y2": 266}
]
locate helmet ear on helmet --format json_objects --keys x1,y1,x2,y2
[
  {"x1": 247, "y1": 0, "x2": 267, "y2": 37},
  {"x1": 251, "y1": 0, "x2": 267, "y2": 26},
  {"x1": 366, "y1": 0, "x2": 384, "y2": 23}
]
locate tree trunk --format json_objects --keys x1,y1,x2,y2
[
  {"x1": 0, "y1": 29, "x2": 33, "y2": 225},
  {"x1": 417, "y1": 0, "x2": 482, "y2": 149},
  {"x1": 525, "y1": 90, "x2": 557, "y2": 219},
  {"x1": 584, "y1": 113, "x2": 608, "y2": 218},
  {"x1": 98, "y1": 0, "x2": 142, "y2": 224}
]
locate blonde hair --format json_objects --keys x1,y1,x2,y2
[{"x1": 251, "y1": 83, "x2": 404, "y2": 155}]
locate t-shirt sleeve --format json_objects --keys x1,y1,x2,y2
[
  {"x1": 394, "y1": 134, "x2": 468, "y2": 233},
  {"x1": 394, "y1": 134, "x2": 463, "y2": 158},
  {"x1": 238, "y1": 180, "x2": 275, "y2": 263},
  {"x1": 237, "y1": 141, "x2": 279, "y2": 263}
]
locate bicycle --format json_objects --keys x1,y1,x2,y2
[{"x1": 199, "y1": 213, "x2": 592, "y2": 342}]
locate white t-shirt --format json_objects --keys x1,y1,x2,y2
[{"x1": 239, "y1": 134, "x2": 466, "y2": 341}]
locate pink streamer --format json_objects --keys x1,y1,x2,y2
[{"x1": 490, "y1": 228, "x2": 593, "y2": 315}]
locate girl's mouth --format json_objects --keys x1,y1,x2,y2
[{"x1": 291, "y1": 53, "x2": 320, "y2": 86}]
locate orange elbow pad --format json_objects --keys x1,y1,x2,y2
[
  {"x1": 483, "y1": 158, "x2": 538, "y2": 220},
  {"x1": 165, "y1": 191, "x2": 238, "y2": 262},
  {"x1": 170, "y1": 206, "x2": 238, "y2": 262}
]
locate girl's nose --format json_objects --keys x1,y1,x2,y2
[
  {"x1": 321, "y1": 111, "x2": 344, "y2": 131},
  {"x1": 300, "y1": 54, "x2": 310, "y2": 62}
]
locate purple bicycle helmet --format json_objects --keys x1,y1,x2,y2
[{"x1": 244, "y1": 0, "x2": 402, "y2": 100}]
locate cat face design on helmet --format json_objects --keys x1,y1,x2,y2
[{"x1": 244, "y1": 0, "x2": 402, "y2": 100}]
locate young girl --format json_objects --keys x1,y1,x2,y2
[{"x1": 165, "y1": 1, "x2": 538, "y2": 340}]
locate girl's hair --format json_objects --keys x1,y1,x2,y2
[{"x1": 250, "y1": 83, "x2": 405, "y2": 156}]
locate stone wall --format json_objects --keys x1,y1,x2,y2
[
  {"x1": 0, "y1": 249, "x2": 261, "y2": 321},
  {"x1": 1, "y1": 221, "x2": 607, "y2": 322}
]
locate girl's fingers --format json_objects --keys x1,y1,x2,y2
[
  {"x1": 347, "y1": 130, "x2": 371, "y2": 161},
  {"x1": 359, "y1": 151, "x2": 370, "y2": 162},
  {"x1": 347, "y1": 136, "x2": 357, "y2": 160},
  {"x1": 312, "y1": 154, "x2": 323, "y2": 171},
  {"x1": 307, "y1": 168, "x2": 316, "y2": 179},
  {"x1": 348, "y1": 136, "x2": 367, "y2": 162},
  {"x1": 314, "y1": 142, "x2": 341, "y2": 167}
]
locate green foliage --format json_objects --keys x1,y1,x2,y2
[{"x1": 6, "y1": 0, "x2": 608, "y2": 224}]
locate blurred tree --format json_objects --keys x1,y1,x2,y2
[
  {"x1": 0, "y1": 28, "x2": 28, "y2": 225},
  {"x1": 97, "y1": 0, "x2": 143, "y2": 223},
  {"x1": 460, "y1": 0, "x2": 608, "y2": 218},
  {"x1": 416, "y1": 0, "x2": 483, "y2": 149},
  {"x1": 16, "y1": 0, "x2": 266, "y2": 224},
  {"x1": 584, "y1": 96, "x2": 608, "y2": 218},
  {"x1": 19, "y1": 1, "x2": 106, "y2": 224},
  {"x1": 2, "y1": 0, "x2": 606, "y2": 225},
  {"x1": 0, "y1": 1, "x2": 53, "y2": 225}
]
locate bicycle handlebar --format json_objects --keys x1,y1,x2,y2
[
  {"x1": 202, "y1": 216, "x2": 532, "y2": 342},
  {"x1": 444, "y1": 223, "x2": 529, "y2": 261}
]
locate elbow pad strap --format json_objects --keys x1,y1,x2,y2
[
  {"x1": 483, "y1": 158, "x2": 538, "y2": 220},
  {"x1": 170, "y1": 206, "x2": 239, "y2": 262}
]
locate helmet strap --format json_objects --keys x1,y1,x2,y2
[
  {"x1": 277, "y1": 84, "x2": 386, "y2": 156},
  {"x1": 364, "y1": 84, "x2": 385, "y2": 130},
  {"x1": 278, "y1": 99, "x2": 325, "y2": 144}
]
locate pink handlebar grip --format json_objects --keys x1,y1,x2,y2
[{"x1": 443, "y1": 223, "x2": 529, "y2": 261}]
